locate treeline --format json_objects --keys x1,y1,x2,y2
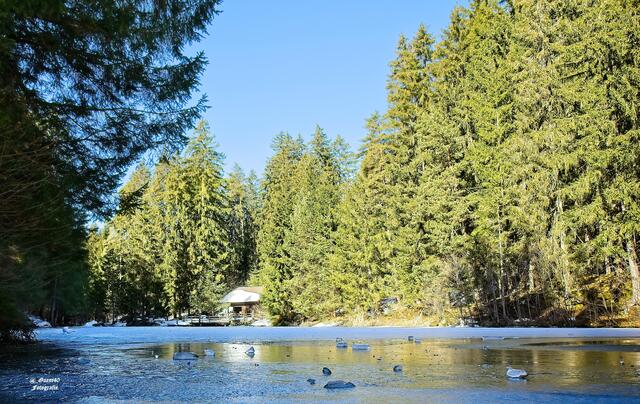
[
  {"x1": 87, "y1": 123, "x2": 258, "y2": 320},
  {"x1": 259, "y1": 0, "x2": 640, "y2": 326},
  {"x1": 90, "y1": 0, "x2": 639, "y2": 326},
  {"x1": 7, "y1": 0, "x2": 639, "y2": 335},
  {"x1": 86, "y1": 124, "x2": 350, "y2": 322}
]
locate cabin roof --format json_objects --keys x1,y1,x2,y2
[
  {"x1": 237, "y1": 286, "x2": 264, "y2": 294},
  {"x1": 220, "y1": 286, "x2": 263, "y2": 304}
]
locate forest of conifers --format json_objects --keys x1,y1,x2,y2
[
  {"x1": 87, "y1": 0, "x2": 640, "y2": 327},
  {"x1": 2, "y1": 0, "x2": 639, "y2": 341}
]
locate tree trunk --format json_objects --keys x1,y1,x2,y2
[
  {"x1": 627, "y1": 235, "x2": 640, "y2": 306},
  {"x1": 491, "y1": 285, "x2": 499, "y2": 324},
  {"x1": 555, "y1": 196, "x2": 570, "y2": 297},
  {"x1": 497, "y1": 199, "x2": 507, "y2": 321},
  {"x1": 528, "y1": 258, "x2": 535, "y2": 292},
  {"x1": 50, "y1": 278, "x2": 58, "y2": 326}
]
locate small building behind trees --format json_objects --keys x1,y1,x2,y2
[{"x1": 220, "y1": 287, "x2": 264, "y2": 322}]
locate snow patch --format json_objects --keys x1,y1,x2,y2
[
  {"x1": 27, "y1": 314, "x2": 51, "y2": 328},
  {"x1": 312, "y1": 322, "x2": 339, "y2": 327}
]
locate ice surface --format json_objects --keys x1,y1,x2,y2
[
  {"x1": 34, "y1": 326, "x2": 640, "y2": 345},
  {"x1": 1, "y1": 327, "x2": 638, "y2": 402}
]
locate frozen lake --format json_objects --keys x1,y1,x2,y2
[{"x1": 1, "y1": 327, "x2": 639, "y2": 402}]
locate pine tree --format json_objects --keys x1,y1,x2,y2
[
  {"x1": 258, "y1": 127, "x2": 351, "y2": 322},
  {"x1": 87, "y1": 227, "x2": 109, "y2": 320},
  {"x1": 288, "y1": 126, "x2": 347, "y2": 320},
  {"x1": 411, "y1": 6, "x2": 474, "y2": 320},
  {"x1": 174, "y1": 121, "x2": 229, "y2": 314},
  {"x1": 384, "y1": 25, "x2": 437, "y2": 307},
  {"x1": 507, "y1": 0, "x2": 580, "y2": 317},
  {"x1": 84, "y1": 0, "x2": 640, "y2": 329},
  {"x1": 257, "y1": 133, "x2": 305, "y2": 324},
  {"x1": 330, "y1": 114, "x2": 396, "y2": 313},
  {"x1": 458, "y1": 0, "x2": 517, "y2": 323}
]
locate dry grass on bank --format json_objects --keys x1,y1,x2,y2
[
  {"x1": 306, "y1": 308, "x2": 461, "y2": 328},
  {"x1": 304, "y1": 306, "x2": 640, "y2": 328}
]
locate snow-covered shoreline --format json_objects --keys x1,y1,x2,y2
[{"x1": 35, "y1": 326, "x2": 640, "y2": 345}]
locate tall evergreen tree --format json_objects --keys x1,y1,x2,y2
[
  {"x1": 257, "y1": 133, "x2": 305, "y2": 324},
  {"x1": 172, "y1": 122, "x2": 229, "y2": 314},
  {"x1": 330, "y1": 114, "x2": 396, "y2": 313},
  {"x1": 288, "y1": 126, "x2": 348, "y2": 320},
  {"x1": 411, "y1": 6, "x2": 474, "y2": 319},
  {"x1": 385, "y1": 25, "x2": 437, "y2": 306}
]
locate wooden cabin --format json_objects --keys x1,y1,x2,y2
[{"x1": 220, "y1": 286, "x2": 263, "y2": 321}]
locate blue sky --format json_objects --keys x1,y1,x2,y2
[{"x1": 191, "y1": 0, "x2": 465, "y2": 174}]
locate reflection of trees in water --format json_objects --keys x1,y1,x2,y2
[
  {"x1": 144, "y1": 339, "x2": 640, "y2": 388},
  {"x1": 2, "y1": 338, "x2": 639, "y2": 402}
]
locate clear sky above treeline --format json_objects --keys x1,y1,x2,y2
[{"x1": 194, "y1": 0, "x2": 465, "y2": 174}]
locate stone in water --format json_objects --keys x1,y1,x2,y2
[
  {"x1": 173, "y1": 352, "x2": 198, "y2": 361},
  {"x1": 324, "y1": 380, "x2": 356, "y2": 389},
  {"x1": 506, "y1": 366, "x2": 527, "y2": 379}
]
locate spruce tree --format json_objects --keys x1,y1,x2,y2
[
  {"x1": 174, "y1": 121, "x2": 229, "y2": 314},
  {"x1": 330, "y1": 114, "x2": 396, "y2": 313},
  {"x1": 257, "y1": 134, "x2": 305, "y2": 324},
  {"x1": 384, "y1": 25, "x2": 437, "y2": 307},
  {"x1": 288, "y1": 126, "x2": 347, "y2": 319}
]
